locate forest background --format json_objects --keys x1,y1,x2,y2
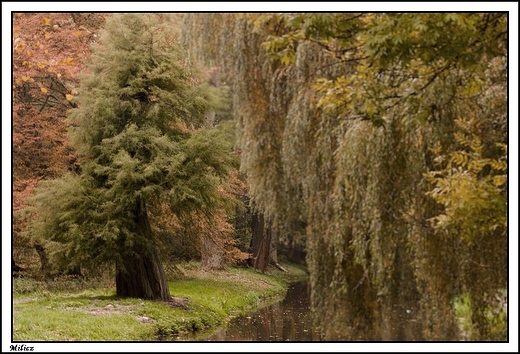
[{"x1": 3, "y1": 2, "x2": 519, "y2": 352}]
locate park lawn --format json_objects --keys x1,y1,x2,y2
[{"x1": 12, "y1": 263, "x2": 308, "y2": 341}]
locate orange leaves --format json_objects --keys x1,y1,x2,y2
[
  {"x1": 42, "y1": 17, "x2": 51, "y2": 26},
  {"x1": 14, "y1": 38, "x2": 25, "y2": 53},
  {"x1": 73, "y1": 31, "x2": 82, "y2": 37}
]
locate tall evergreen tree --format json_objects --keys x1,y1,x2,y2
[{"x1": 24, "y1": 14, "x2": 233, "y2": 300}]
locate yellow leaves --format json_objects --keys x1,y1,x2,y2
[
  {"x1": 455, "y1": 116, "x2": 481, "y2": 132},
  {"x1": 42, "y1": 17, "x2": 51, "y2": 26},
  {"x1": 37, "y1": 62, "x2": 46, "y2": 69},
  {"x1": 450, "y1": 147, "x2": 506, "y2": 174},
  {"x1": 14, "y1": 77, "x2": 22, "y2": 85},
  {"x1": 280, "y1": 50, "x2": 296, "y2": 66},
  {"x1": 360, "y1": 13, "x2": 376, "y2": 26},
  {"x1": 460, "y1": 79, "x2": 484, "y2": 97},
  {"x1": 469, "y1": 136, "x2": 482, "y2": 154},
  {"x1": 66, "y1": 94, "x2": 74, "y2": 101},
  {"x1": 73, "y1": 31, "x2": 82, "y2": 37},
  {"x1": 44, "y1": 32, "x2": 51, "y2": 39},
  {"x1": 312, "y1": 78, "x2": 333, "y2": 92},
  {"x1": 14, "y1": 40, "x2": 25, "y2": 53},
  {"x1": 313, "y1": 76, "x2": 358, "y2": 114},
  {"x1": 489, "y1": 159, "x2": 507, "y2": 171},
  {"x1": 364, "y1": 101, "x2": 377, "y2": 117},
  {"x1": 21, "y1": 76, "x2": 34, "y2": 82},
  {"x1": 450, "y1": 152, "x2": 469, "y2": 167},
  {"x1": 467, "y1": 158, "x2": 490, "y2": 173},
  {"x1": 426, "y1": 116, "x2": 507, "y2": 243},
  {"x1": 492, "y1": 175, "x2": 506, "y2": 187},
  {"x1": 40, "y1": 87, "x2": 48, "y2": 94},
  {"x1": 65, "y1": 57, "x2": 74, "y2": 65},
  {"x1": 496, "y1": 142, "x2": 507, "y2": 155}
]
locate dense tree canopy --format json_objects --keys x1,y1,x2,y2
[
  {"x1": 12, "y1": 13, "x2": 107, "y2": 272},
  {"x1": 14, "y1": 12, "x2": 509, "y2": 340},
  {"x1": 183, "y1": 12, "x2": 508, "y2": 340},
  {"x1": 24, "y1": 14, "x2": 236, "y2": 300}
]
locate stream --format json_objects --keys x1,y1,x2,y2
[
  {"x1": 175, "y1": 281, "x2": 323, "y2": 341},
  {"x1": 172, "y1": 279, "x2": 434, "y2": 341},
  {"x1": 205, "y1": 281, "x2": 323, "y2": 341}
]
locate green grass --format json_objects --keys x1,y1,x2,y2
[
  {"x1": 13, "y1": 262, "x2": 308, "y2": 341},
  {"x1": 452, "y1": 290, "x2": 507, "y2": 341}
]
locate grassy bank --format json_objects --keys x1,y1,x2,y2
[{"x1": 13, "y1": 262, "x2": 308, "y2": 341}]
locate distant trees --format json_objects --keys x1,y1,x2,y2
[
  {"x1": 12, "y1": 13, "x2": 107, "y2": 274},
  {"x1": 24, "y1": 14, "x2": 236, "y2": 300}
]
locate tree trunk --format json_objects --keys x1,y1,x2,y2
[
  {"x1": 116, "y1": 199, "x2": 170, "y2": 300},
  {"x1": 200, "y1": 234, "x2": 225, "y2": 271},
  {"x1": 12, "y1": 259, "x2": 24, "y2": 274},
  {"x1": 268, "y1": 222, "x2": 278, "y2": 264},
  {"x1": 34, "y1": 242, "x2": 50, "y2": 274},
  {"x1": 251, "y1": 212, "x2": 272, "y2": 272}
]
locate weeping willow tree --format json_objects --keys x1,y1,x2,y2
[
  {"x1": 24, "y1": 14, "x2": 236, "y2": 300},
  {"x1": 183, "y1": 13, "x2": 507, "y2": 340},
  {"x1": 182, "y1": 14, "x2": 295, "y2": 270}
]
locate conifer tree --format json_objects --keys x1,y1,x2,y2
[{"x1": 25, "y1": 14, "x2": 233, "y2": 300}]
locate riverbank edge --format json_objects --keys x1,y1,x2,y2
[
  {"x1": 164, "y1": 262, "x2": 310, "y2": 341},
  {"x1": 13, "y1": 262, "x2": 309, "y2": 341}
]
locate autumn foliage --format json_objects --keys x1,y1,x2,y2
[{"x1": 13, "y1": 13, "x2": 107, "y2": 269}]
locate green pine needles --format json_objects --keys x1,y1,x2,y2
[{"x1": 24, "y1": 14, "x2": 235, "y2": 300}]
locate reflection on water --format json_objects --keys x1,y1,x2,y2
[
  {"x1": 173, "y1": 280, "x2": 429, "y2": 341},
  {"x1": 204, "y1": 281, "x2": 323, "y2": 341}
]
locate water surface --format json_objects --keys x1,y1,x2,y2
[{"x1": 203, "y1": 281, "x2": 323, "y2": 341}]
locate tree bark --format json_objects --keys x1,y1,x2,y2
[
  {"x1": 268, "y1": 222, "x2": 278, "y2": 264},
  {"x1": 251, "y1": 212, "x2": 273, "y2": 272},
  {"x1": 200, "y1": 234, "x2": 225, "y2": 271},
  {"x1": 34, "y1": 242, "x2": 50, "y2": 274},
  {"x1": 116, "y1": 198, "x2": 170, "y2": 300},
  {"x1": 12, "y1": 259, "x2": 24, "y2": 274}
]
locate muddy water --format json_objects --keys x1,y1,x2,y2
[{"x1": 203, "y1": 281, "x2": 323, "y2": 341}]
